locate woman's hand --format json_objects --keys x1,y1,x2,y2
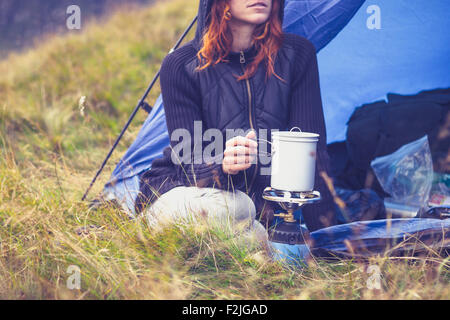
[{"x1": 222, "y1": 130, "x2": 258, "y2": 175}]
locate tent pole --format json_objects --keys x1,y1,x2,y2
[{"x1": 81, "y1": 15, "x2": 198, "y2": 202}]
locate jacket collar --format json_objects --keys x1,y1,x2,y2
[{"x1": 226, "y1": 44, "x2": 258, "y2": 64}]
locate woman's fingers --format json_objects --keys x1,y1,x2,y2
[
  {"x1": 223, "y1": 131, "x2": 258, "y2": 175},
  {"x1": 224, "y1": 145, "x2": 257, "y2": 157},
  {"x1": 226, "y1": 135, "x2": 258, "y2": 149},
  {"x1": 222, "y1": 153, "x2": 255, "y2": 175},
  {"x1": 223, "y1": 155, "x2": 256, "y2": 165},
  {"x1": 245, "y1": 130, "x2": 257, "y2": 141},
  {"x1": 223, "y1": 162, "x2": 252, "y2": 174}
]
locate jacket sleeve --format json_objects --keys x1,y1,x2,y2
[
  {"x1": 288, "y1": 38, "x2": 337, "y2": 231},
  {"x1": 159, "y1": 50, "x2": 244, "y2": 192}
]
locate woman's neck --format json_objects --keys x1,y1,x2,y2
[{"x1": 228, "y1": 19, "x2": 256, "y2": 52}]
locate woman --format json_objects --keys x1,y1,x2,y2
[{"x1": 135, "y1": 0, "x2": 336, "y2": 235}]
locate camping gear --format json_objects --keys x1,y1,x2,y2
[
  {"x1": 270, "y1": 129, "x2": 319, "y2": 192},
  {"x1": 329, "y1": 88, "x2": 450, "y2": 197},
  {"x1": 262, "y1": 187, "x2": 321, "y2": 245},
  {"x1": 318, "y1": 0, "x2": 450, "y2": 143},
  {"x1": 310, "y1": 218, "x2": 450, "y2": 259},
  {"x1": 418, "y1": 207, "x2": 450, "y2": 220},
  {"x1": 347, "y1": 89, "x2": 449, "y2": 174},
  {"x1": 383, "y1": 202, "x2": 420, "y2": 219},
  {"x1": 371, "y1": 136, "x2": 434, "y2": 217},
  {"x1": 334, "y1": 188, "x2": 386, "y2": 224},
  {"x1": 271, "y1": 218, "x2": 450, "y2": 262},
  {"x1": 263, "y1": 128, "x2": 323, "y2": 248}
]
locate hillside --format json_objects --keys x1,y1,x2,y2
[
  {"x1": 0, "y1": 0, "x2": 154, "y2": 59},
  {"x1": 0, "y1": 0, "x2": 195, "y2": 172},
  {"x1": 0, "y1": 0, "x2": 448, "y2": 300}
]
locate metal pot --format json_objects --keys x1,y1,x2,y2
[{"x1": 270, "y1": 129, "x2": 319, "y2": 192}]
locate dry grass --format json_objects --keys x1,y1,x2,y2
[
  {"x1": 0, "y1": 0, "x2": 448, "y2": 300},
  {"x1": 0, "y1": 152, "x2": 448, "y2": 299}
]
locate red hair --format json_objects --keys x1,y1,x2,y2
[{"x1": 196, "y1": 0, "x2": 284, "y2": 82}]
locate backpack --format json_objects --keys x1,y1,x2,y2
[{"x1": 346, "y1": 88, "x2": 450, "y2": 173}]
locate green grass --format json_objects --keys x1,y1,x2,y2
[{"x1": 0, "y1": 0, "x2": 449, "y2": 299}]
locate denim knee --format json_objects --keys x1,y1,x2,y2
[{"x1": 231, "y1": 190, "x2": 256, "y2": 223}]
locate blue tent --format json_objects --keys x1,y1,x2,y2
[
  {"x1": 103, "y1": 0, "x2": 450, "y2": 215},
  {"x1": 101, "y1": 0, "x2": 450, "y2": 260},
  {"x1": 317, "y1": 0, "x2": 450, "y2": 142}
]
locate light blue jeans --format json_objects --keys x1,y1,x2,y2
[{"x1": 143, "y1": 186, "x2": 268, "y2": 246}]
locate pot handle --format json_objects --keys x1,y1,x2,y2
[
  {"x1": 290, "y1": 127, "x2": 302, "y2": 132},
  {"x1": 254, "y1": 137, "x2": 275, "y2": 157}
]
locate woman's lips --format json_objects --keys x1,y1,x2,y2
[{"x1": 248, "y1": 2, "x2": 268, "y2": 8}]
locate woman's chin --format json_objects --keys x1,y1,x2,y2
[
  {"x1": 235, "y1": 13, "x2": 269, "y2": 26},
  {"x1": 251, "y1": 14, "x2": 270, "y2": 24}
]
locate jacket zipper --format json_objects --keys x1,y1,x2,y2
[{"x1": 240, "y1": 50, "x2": 258, "y2": 194}]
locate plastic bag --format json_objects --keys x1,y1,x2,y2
[{"x1": 371, "y1": 135, "x2": 433, "y2": 209}]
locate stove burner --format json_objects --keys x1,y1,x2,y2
[
  {"x1": 262, "y1": 187, "x2": 321, "y2": 205},
  {"x1": 262, "y1": 187, "x2": 321, "y2": 245},
  {"x1": 269, "y1": 220, "x2": 310, "y2": 245}
]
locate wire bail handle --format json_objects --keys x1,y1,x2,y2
[{"x1": 271, "y1": 127, "x2": 303, "y2": 155}]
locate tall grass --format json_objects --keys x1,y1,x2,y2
[{"x1": 0, "y1": 0, "x2": 448, "y2": 299}]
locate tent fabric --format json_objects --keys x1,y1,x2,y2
[
  {"x1": 103, "y1": 0, "x2": 366, "y2": 214},
  {"x1": 310, "y1": 218, "x2": 450, "y2": 258},
  {"x1": 318, "y1": 0, "x2": 450, "y2": 142},
  {"x1": 270, "y1": 218, "x2": 450, "y2": 262},
  {"x1": 283, "y1": 0, "x2": 365, "y2": 52},
  {"x1": 103, "y1": 96, "x2": 169, "y2": 214}
]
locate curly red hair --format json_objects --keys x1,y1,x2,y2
[{"x1": 196, "y1": 0, "x2": 284, "y2": 82}]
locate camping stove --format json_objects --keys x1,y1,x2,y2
[{"x1": 262, "y1": 187, "x2": 321, "y2": 245}]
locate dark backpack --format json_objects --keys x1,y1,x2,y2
[
  {"x1": 346, "y1": 88, "x2": 450, "y2": 173},
  {"x1": 328, "y1": 88, "x2": 449, "y2": 197}
]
